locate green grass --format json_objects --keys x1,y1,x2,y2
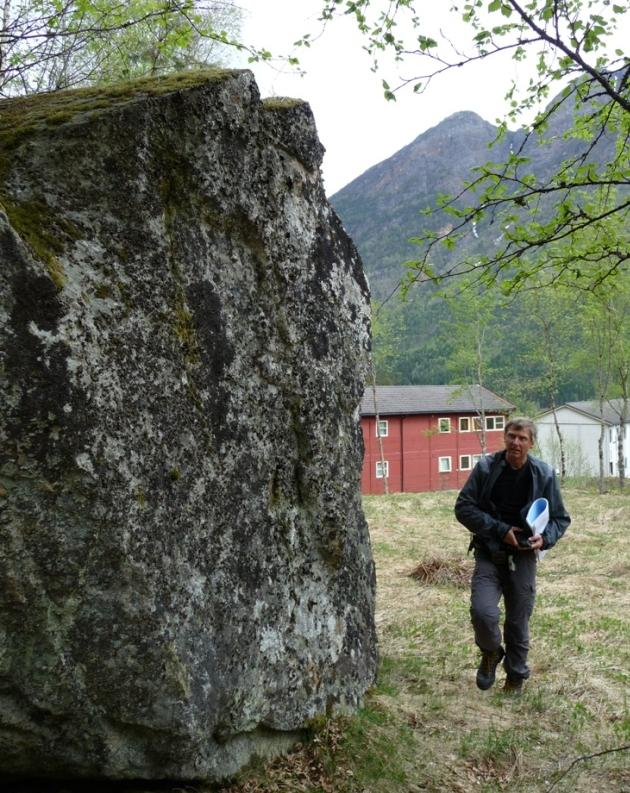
[{"x1": 223, "y1": 485, "x2": 630, "y2": 793}]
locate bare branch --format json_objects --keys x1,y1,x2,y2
[
  {"x1": 506, "y1": 0, "x2": 630, "y2": 112},
  {"x1": 547, "y1": 744, "x2": 630, "y2": 793}
]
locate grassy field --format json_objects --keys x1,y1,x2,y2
[{"x1": 225, "y1": 483, "x2": 630, "y2": 793}]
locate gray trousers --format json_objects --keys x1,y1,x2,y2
[{"x1": 470, "y1": 551, "x2": 537, "y2": 681}]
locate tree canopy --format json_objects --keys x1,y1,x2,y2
[
  {"x1": 0, "y1": 1, "x2": 245, "y2": 95},
  {"x1": 314, "y1": 0, "x2": 629, "y2": 292}
]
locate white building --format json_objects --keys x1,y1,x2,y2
[{"x1": 537, "y1": 400, "x2": 630, "y2": 477}]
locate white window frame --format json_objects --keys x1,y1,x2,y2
[
  {"x1": 485, "y1": 415, "x2": 505, "y2": 431},
  {"x1": 459, "y1": 417, "x2": 471, "y2": 432},
  {"x1": 376, "y1": 460, "x2": 389, "y2": 479},
  {"x1": 459, "y1": 454, "x2": 472, "y2": 471},
  {"x1": 472, "y1": 454, "x2": 484, "y2": 466},
  {"x1": 438, "y1": 456, "x2": 452, "y2": 473},
  {"x1": 376, "y1": 419, "x2": 389, "y2": 438},
  {"x1": 438, "y1": 417, "x2": 451, "y2": 433}
]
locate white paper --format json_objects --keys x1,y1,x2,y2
[{"x1": 525, "y1": 497, "x2": 549, "y2": 560}]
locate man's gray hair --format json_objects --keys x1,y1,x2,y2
[{"x1": 505, "y1": 416, "x2": 537, "y2": 443}]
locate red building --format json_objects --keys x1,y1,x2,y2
[{"x1": 361, "y1": 385, "x2": 515, "y2": 494}]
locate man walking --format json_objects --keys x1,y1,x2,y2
[{"x1": 455, "y1": 417, "x2": 570, "y2": 694}]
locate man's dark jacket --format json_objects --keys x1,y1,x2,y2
[{"x1": 454, "y1": 450, "x2": 570, "y2": 556}]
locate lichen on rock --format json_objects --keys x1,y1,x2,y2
[{"x1": 0, "y1": 69, "x2": 376, "y2": 781}]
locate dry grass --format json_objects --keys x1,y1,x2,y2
[
  {"x1": 224, "y1": 482, "x2": 630, "y2": 793},
  {"x1": 408, "y1": 557, "x2": 473, "y2": 588},
  {"x1": 7, "y1": 485, "x2": 629, "y2": 793}
]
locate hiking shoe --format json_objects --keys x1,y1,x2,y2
[
  {"x1": 476, "y1": 646, "x2": 505, "y2": 690},
  {"x1": 503, "y1": 677, "x2": 523, "y2": 696}
]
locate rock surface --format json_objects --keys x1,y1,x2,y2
[{"x1": 0, "y1": 70, "x2": 376, "y2": 781}]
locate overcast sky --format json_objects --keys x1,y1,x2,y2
[
  {"x1": 235, "y1": 1, "x2": 629, "y2": 196},
  {"x1": 233, "y1": 1, "x2": 537, "y2": 195}
]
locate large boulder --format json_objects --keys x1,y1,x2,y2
[{"x1": 0, "y1": 70, "x2": 376, "y2": 781}]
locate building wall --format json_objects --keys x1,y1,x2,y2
[
  {"x1": 361, "y1": 412, "x2": 508, "y2": 495},
  {"x1": 537, "y1": 410, "x2": 604, "y2": 476},
  {"x1": 537, "y1": 408, "x2": 629, "y2": 477}
]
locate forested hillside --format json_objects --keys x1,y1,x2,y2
[{"x1": 330, "y1": 103, "x2": 624, "y2": 409}]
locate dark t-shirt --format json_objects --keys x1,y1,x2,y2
[{"x1": 491, "y1": 461, "x2": 532, "y2": 530}]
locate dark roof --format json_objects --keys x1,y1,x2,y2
[
  {"x1": 360, "y1": 385, "x2": 515, "y2": 416},
  {"x1": 539, "y1": 399, "x2": 627, "y2": 425}
]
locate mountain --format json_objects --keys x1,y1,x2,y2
[
  {"x1": 330, "y1": 111, "x2": 518, "y2": 299},
  {"x1": 330, "y1": 104, "x2": 617, "y2": 301},
  {"x1": 328, "y1": 102, "x2": 620, "y2": 402}
]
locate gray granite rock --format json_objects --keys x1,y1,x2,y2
[{"x1": 0, "y1": 70, "x2": 376, "y2": 781}]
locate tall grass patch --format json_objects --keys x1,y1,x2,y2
[{"x1": 225, "y1": 486, "x2": 630, "y2": 793}]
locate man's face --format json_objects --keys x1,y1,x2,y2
[{"x1": 504, "y1": 426, "x2": 533, "y2": 469}]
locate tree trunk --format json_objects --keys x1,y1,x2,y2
[
  {"x1": 617, "y1": 418, "x2": 626, "y2": 490},
  {"x1": 538, "y1": 313, "x2": 566, "y2": 479},
  {"x1": 370, "y1": 365, "x2": 389, "y2": 495},
  {"x1": 1, "y1": 0, "x2": 12, "y2": 75},
  {"x1": 617, "y1": 394, "x2": 628, "y2": 492},
  {"x1": 476, "y1": 323, "x2": 487, "y2": 454},
  {"x1": 598, "y1": 395, "x2": 606, "y2": 494},
  {"x1": 550, "y1": 398, "x2": 566, "y2": 481}
]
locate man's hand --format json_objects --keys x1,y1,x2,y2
[
  {"x1": 503, "y1": 528, "x2": 542, "y2": 551},
  {"x1": 502, "y1": 528, "x2": 521, "y2": 548}
]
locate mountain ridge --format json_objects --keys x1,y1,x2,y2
[
  {"x1": 330, "y1": 110, "x2": 520, "y2": 298},
  {"x1": 330, "y1": 99, "x2": 616, "y2": 301},
  {"x1": 328, "y1": 96, "x2": 621, "y2": 400}
]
